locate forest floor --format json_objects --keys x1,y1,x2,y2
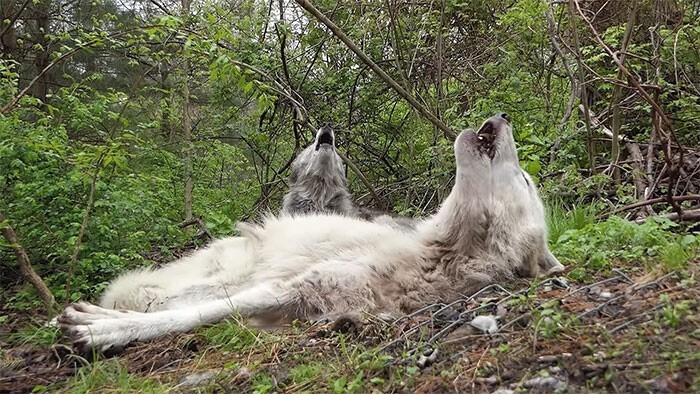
[{"x1": 1, "y1": 259, "x2": 699, "y2": 393}]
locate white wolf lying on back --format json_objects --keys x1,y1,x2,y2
[{"x1": 60, "y1": 114, "x2": 560, "y2": 351}]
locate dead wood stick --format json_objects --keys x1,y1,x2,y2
[
  {"x1": 0, "y1": 212, "x2": 59, "y2": 315},
  {"x1": 634, "y1": 208, "x2": 700, "y2": 224},
  {"x1": 293, "y1": 0, "x2": 456, "y2": 139},
  {"x1": 626, "y1": 142, "x2": 646, "y2": 200},
  {"x1": 612, "y1": 195, "x2": 700, "y2": 214},
  {"x1": 178, "y1": 217, "x2": 213, "y2": 240}
]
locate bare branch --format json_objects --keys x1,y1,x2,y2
[
  {"x1": 611, "y1": 195, "x2": 700, "y2": 214},
  {"x1": 634, "y1": 208, "x2": 700, "y2": 224},
  {"x1": 292, "y1": 0, "x2": 456, "y2": 139}
]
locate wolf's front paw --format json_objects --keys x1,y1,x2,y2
[{"x1": 59, "y1": 303, "x2": 136, "y2": 353}]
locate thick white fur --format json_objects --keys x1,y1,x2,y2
[{"x1": 60, "y1": 114, "x2": 562, "y2": 351}]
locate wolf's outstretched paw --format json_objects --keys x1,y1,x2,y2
[
  {"x1": 330, "y1": 313, "x2": 364, "y2": 334},
  {"x1": 58, "y1": 303, "x2": 135, "y2": 354}
]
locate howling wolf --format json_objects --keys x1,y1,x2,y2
[
  {"x1": 60, "y1": 114, "x2": 561, "y2": 351},
  {"x1": 281, "y1": 124, "x2": 354, "y2": 215},
  {"x1": 282, "y1": 124, "x2": 416, "y2": 229}
]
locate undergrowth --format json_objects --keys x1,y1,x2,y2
[{"x1": 551, "y1": 215, "x2": 698, "y2": 281}]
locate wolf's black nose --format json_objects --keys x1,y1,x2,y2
[{"x1": 499, "y1": 112, "x2": 508, "y2": 121}]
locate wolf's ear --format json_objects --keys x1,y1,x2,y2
[
  {"x1": 237, "y1": 221, "x2": 263, "y2": 242},
  {"x1": 538, "y1": 249, "x2": 565, "y2": 276}
]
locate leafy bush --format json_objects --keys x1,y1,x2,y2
[{"x1": 552, "y1": 216, "x2": 698, "y2": 281}]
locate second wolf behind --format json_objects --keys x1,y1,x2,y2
[{"x1": 281, "y1": 124, "x2": 416, "y2": 229}]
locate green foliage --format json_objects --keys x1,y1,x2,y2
[
  {"x1": 0, "y1": 82, "x2": 190, "y2": 307},
  {"x1": 251, "y1": 373, "x2": 275, "y2": 394},
  {"x1": 289, "y1": 362, "x2": 325, "y2": 384},
  {"x1": 659, "y1": 294, "x2": 692, "y2": 329},
  {"x1": 553, "y1": 216, "x2": 698, "y2": 281},
  {"x1": 546, "y1": 202, "x2": 598, "y2": 244},
  {"x1": 6, "y1": 324, "x2": 61, "y2": 347},
  {"x1": 198, "y1": 319, "x2": 265, "y2": 352},
  {"x1": 535, "y1": 300, "x2": 578, "y2": 338},
  {"x1": 60, "y1": 360, "x2": 167, "y2": 393}
]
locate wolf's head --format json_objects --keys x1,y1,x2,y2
[
  {"x1": 478, "y1": 113, "x2": 563, "y2": 276},
  {"x1": 282, "y1": 124, "x2": 353, "y2": 215},
  {"x1": 288, "y1": 124, "x2": 345, "y2": 185},
  {"x1": 435, "y1": 113, "x2": 562, "y2": 278}
]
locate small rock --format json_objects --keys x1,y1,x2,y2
[
  {"x1": 377, "y1": 313, "x2": 395, "y2": 322},
  {"x1": 470, "y1": 315, "x2": 499, "y2": 334},
  {"x1": 552, "y1": 277, "x2": 569, "y2": 288},
  {"x1": 496, "y1": 304, "x2": 508, "y2": 317},
  {"x1": 475, "y1": 376, "x2": 499, "y2": 385},
  {"x1": 537, "y1": 355, "x2": 558, "y2": 363},
  {"x1": 522, "y1": 376, "x2": 567, "y2": 392},
  {"x1": 549, "y1": 366, "x2": 562, "y2": 374},
  {"x1": 417, "y1": 349, "x2": 439, "y2": 368},
  {"x1": 599, "y1": 291, "x2": 613, "y2": 299},
  {"x1": 179, "y1": 371, "x2": 216, "y2": 388},
  {"x1": 523, "y1": 376, "x2": 566, "y2": 393},
  {"x1": 491, "y1": 389, "x2": 516, "y2": 394},
  {"x1": 236, "y1": 367, "x2": 250, "y2": 380}
]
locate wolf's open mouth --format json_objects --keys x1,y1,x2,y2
[
  {"x1": 477, "y1": 123, "x2": 496, "y2": 159},
  {"x1": 316, "y1": 131, "x2": 334, "y2": 151}
]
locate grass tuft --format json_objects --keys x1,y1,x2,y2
[{"x1": 62, "y1": 360, "x2": 167, "y2": 393}]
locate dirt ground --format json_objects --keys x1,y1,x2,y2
[{"x1": 2, "y1": 263, "x2": 699, "y2": 393}]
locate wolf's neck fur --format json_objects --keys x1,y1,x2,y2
[
  {"x1": 419, "y1": 172, "x2": 491, "y2": 253},
  {"x1": 295, "y1": 170, "x2": 351, "y2": 211}
]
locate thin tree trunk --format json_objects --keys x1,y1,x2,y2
[
  {"x1": 545, "y1": 1, "x2": 578, "y2": 164},
  {"x1": 567, "y1": 0, "x2": 595, "y2": 171},
  {"x1": 610, "y1": 0, "x2": 637, "y2": 185},
  {"x1": 0, "y1": 212, "x2": 58, "y2": 315},
  {"x1": 435, "y1": 0, "x2": 445, "y2": 141},
  {"x1": 64, "y1": 153, "x2": 104, "y2": 303},
  {"x1": 0, "y1": 0, "x2": 26, "y2": 58},
  {"x1": 182, "y1": 0, "x2": 193, "y2": 222},
  {"x1": 32, "y1": 0, "x2": 50, "y2": 103}
]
